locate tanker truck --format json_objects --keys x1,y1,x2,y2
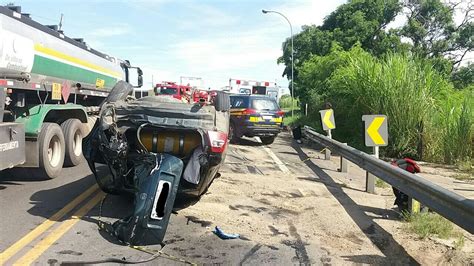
[{"x1": 0, "y1": 5, "x2": 143, "y2": 178}]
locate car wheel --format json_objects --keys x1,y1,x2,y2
[
  {"x1": 260, "y1": 136, "x2": 276, "y2": 145},
  {"x1": 38, "y1": 123, "x2": 65, "y2": 178},
  {"x1": 229, "y1": 122, "x2": 239, "y2": 144},
  {"x1": 61, "y1": 118, "x2": 84, "y2": 166}
]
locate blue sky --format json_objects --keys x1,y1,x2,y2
[{"x1": 11, "y1": 0, "x2": 346, "y2": 89}]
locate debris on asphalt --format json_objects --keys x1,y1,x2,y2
[{"x1": 212, "y1": 226, "x2": 240, "y2": 240}]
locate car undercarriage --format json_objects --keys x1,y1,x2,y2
[{"x1": 83, "y1": 81, "x2": 230, "y2": 245}]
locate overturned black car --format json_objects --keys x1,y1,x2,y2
[{"x1": 83, "y1": 81, "x2": 230, "y2": 245}]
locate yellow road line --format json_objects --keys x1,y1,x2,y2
[
  {"x1": 13, "y1": 192, "x2": 105, "y2": 265},
  {"x1": 0, "y1": 184, "x2": 98, "y2": 264}
]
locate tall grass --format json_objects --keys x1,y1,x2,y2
[
  {"x1": 279, "y1": 95, "x2": 299, "y2": 110},
  {"x1": 297, "y1": 46, "x2": 473, "y2": 163},
  {"x1": 436, "y1": 94, "x2": 473, "y2": 164}
]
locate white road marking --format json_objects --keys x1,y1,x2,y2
[{"x1": 255, "y1": 137, "x2": 290, "y2": 173}]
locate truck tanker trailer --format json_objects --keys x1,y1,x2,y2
[{"x1": 0, "y1": 5, "x2": 143, "y2": 178}]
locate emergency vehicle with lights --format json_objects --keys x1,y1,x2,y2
[
  {"x1": 229, "y1": 78, "x2": 279, "y2": 100},
  {"x1": 153, "y1": 81, "x2": 192, "y2": 101}
]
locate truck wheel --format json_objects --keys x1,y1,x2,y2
[
  {"x1": 38, "y1": 123, "x2": 65, "y2": 178},
  {"x1": 214, "y1": 91, "x2": 230, "y2": 112},
  {"x1": 61, "y1": 119, "x2": 84, "y2": 166},
  {"x1": 260, "y1": 136, "x2": 276, "y2": 145}
]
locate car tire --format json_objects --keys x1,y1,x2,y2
[
  {"x1": 214, "y1": 91, "x2": 230, "y2": 112},
  {"x1": 38, "y1": 123, "x2": 65, "y2": 179},
  {"x1": 61, "y1": 119, "x2": 84, "y2": 166},
  {"x1": 260, "y1": 136, "x2": 276, "y2": 145},
  {"x1": 229, "y1": 122, "x2": 239, "y2": 144}
]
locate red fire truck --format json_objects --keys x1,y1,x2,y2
[
  {"x1": 154, "y1": 81, "x2": 217, "y2": 103},
  {"x1": 153, "y1": 81, "x2": 192, "y2": 101}
]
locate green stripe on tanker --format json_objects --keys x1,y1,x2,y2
[{"x1": 31, "y1": 55, "x2": 118, "y2": 89}]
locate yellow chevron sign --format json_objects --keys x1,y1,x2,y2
[
  {"x1": 362, "y1": 115, "x2": 388, "y2": 146},
  {"x1": 319, "y1": 109, "x2": 335, "y2": 130}
]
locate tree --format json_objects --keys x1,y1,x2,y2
[
  {"x1": 278, "y1": 0, "x2": 403, "y2": 90},
  {"x1": 400, "y1": 0, "x2": 473, "y2": 70},
  {"x1": 451, "y1": 63, "x2": 474, "y2": 89}
]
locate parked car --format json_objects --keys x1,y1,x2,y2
[
  {"x1": 229, "y1": 94, "x2": 284, "y2": 144},
  {"x1": 83, "y1": 81, "x2": 230, "y2": 245}
]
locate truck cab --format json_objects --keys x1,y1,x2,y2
[{"x1": 153, "y1": 82, "x2": 191, "y2": 101}]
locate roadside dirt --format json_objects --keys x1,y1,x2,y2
[
  {"x1": 286, "y1": 132, "x2": 474, "y2": 265},
  {"x1": 168, "y1": 133, "x2": 473, "y2": 265}
]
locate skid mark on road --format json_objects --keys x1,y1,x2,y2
[
  {"x1": 239, "y1": 244, "x2": 262, "y2": 266},
  {"x1": 283, "y1": 222, "x2": 311, "y2": 265}
]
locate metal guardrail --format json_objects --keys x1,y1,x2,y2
[{"x1": 303, "y1": 125, "x2": 474, "y2": 234}]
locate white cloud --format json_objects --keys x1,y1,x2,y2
[
  {"x1": 169, "y1": 27, "x2": 284, "y2": 88},
  {"x1": 90, "y1": 24, "x2": 131, "y2": 37},
  {"x1": 176, "y1": 4, "x2": 239, "y2": 30},
  {"x1": 167, "y1": 1, "x2": 346, "y2": 88},
  {"x1": 140, "y1": 66, "x2": 177, "y2": 89},
  {"x1": 136, "y1": 0, "x2": 347, "y2": 89},
  {"x1": 266, "y1": 0, "x2": 346, "y2": 30}
]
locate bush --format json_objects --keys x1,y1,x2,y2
[
  {"x1": 279, "y1": 95, "x2": 299, "y2": 110},
  {"x1": 403, "y1": 212, "x2": 460, "y2": 240},
  {"x1": 297, "y1": 45, "x2": 473, "y2": 163}
]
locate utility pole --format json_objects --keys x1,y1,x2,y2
[{"x1": 262, "y1": 9, "x2": 294, "y2": 117}]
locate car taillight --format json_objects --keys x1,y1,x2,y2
[
  {"x1": 277, "y1": 110, "x2": 285, "y2": 117},
  {"x1": 208, "y1": 131, "x2": 228, "y2": 153},
  {"x1": 242, "y1": 109, "x2": 257, "y2": 115}
]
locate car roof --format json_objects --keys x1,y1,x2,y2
[{"x1": 230, "y1": 94, "x2": 274, "y2": 99}]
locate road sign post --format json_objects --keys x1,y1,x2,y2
[
  {"x1": 362, "y1": 115, "x2": 388, "y2": 194},
  {"x1": 325, "y1": 129, "x2": 332, "y2": 160},
  {"x1": 319, "y1": 109, "x2": 335, "y2": 160}
]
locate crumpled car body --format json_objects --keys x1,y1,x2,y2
[{"x1": 83, "y1": 81, "x2": 230, "y2": 245}]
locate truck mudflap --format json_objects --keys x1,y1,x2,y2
[
  {"x1": 0, "y1": 123, "x2": 26, "y2": 170},
  {"x1": 110, "y1": 153, "x2": 183, "y2": 245}
]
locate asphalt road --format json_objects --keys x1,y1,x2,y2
[
  {"x1": 1, "y1": 133, "x2": 472, "y2": 265},
  {"x1": 0, "y1": 136, "x2": 304, "y2": 265}
]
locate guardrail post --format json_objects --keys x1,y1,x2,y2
[
  {"x1": 365, "y1": 146, "x2": 378, "y2": 194},
  {"x1": 325, "y1": 129, "x2": 331, "y2": 160},
  {"x1": 365, "y1": 172, "x2": 376, "y2": 193},
  {"x1": 339, "y1": 143, "x2": 348, "y2": 172}
]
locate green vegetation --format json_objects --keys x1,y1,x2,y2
[
  {"x1": 279, "y1": 96, "x2": 302, "y2": 127},
  {"x1": 457, "y1": 160, "x2": 474, "y2": 174},
  {"x1": 296, "y1": 46, "x2": 473, "y2": 163},
  {"x1": 452, "y1": 173, "x2": 473, "y2": 181},
  {"x1": 279, "y1": 95, "x2": 299, "y2": 110},
  {"x1": 276, "y1": 0, "x2": 473, "y2": 165},
  {"x1": 403, "y1": 212, "x2": 464, "y2": 245},
  {"x1": 375, "y1": 178, "x2": 389, "y2": 188},
  {"x1": 282, "y1": 113, "x2": 300, "y2": 127}
]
